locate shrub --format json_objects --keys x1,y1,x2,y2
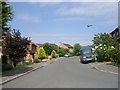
[
  {"x1": 2, "y1": 64, "x2": 13, "y2": 71},
  {"x1": 38, "y1": 47, "x2": 46, "y2": 60},
  {"x1": 59, "y1": 48, "x2": 69, "y2": 57},
  {"x1": 51, "y1": 50, "x2": 56, "y2": 58},
  {"x1": 45, "y1": 56, "x2": 48, "y2": 59},
  {"x1": 34, "y1": 59, "x2": 40, "y2": 63},
  {"x1": 48, "y1": 56, "x2": 52, "y2": 60},
  {"x1": 111, "y1": 53, "x2": 120, "y2": 64}
]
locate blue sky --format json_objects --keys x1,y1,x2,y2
[{"x1": 9, "y1": 2, "x2": 118, "y2": 46}]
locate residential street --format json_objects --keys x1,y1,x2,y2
[{"x1": 3, "y1": 56, "x2": 118, "y2": 88}]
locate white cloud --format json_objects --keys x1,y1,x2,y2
[
  {"x1": 56, "y1": 2, "x2": 118, "y2": 16},
  {"x1": 54, "y1": 17, "x2": 85, "y2": 21},
  {"x1": 28, "y1": 33, "x2": 94, "y2": 46},
  {"x1": 31, "y1": 36, "x2": 93, "y2": 46},
  {"x1": 28, "y1": 33, "x2": 66, "y2": 37},
  {"x1": 39, "y1": 2, "x2": 60, "y2": 8},
  {"x1": 17, "y1": 14, "x2": 41, "y2": 23}
]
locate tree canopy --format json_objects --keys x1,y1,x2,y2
[
  {"x1": 38, "y1": 47, "x2": 46, "y2": 60},
  {"x1": 1, "y1": 1, "x2": 14, "y2": 35},
  {"x1": 73, "y1": 43, "x2": 81, "y2": 56},
  {"x1": 2, "y1": 29, "x2": 30, "y2": 67},
  {"x1": 93, "y1": 33, "x2": 118, "y2": 62},
  {"x1": 93, "y1": 33, "x2": 117, "y2": 47},
  {"x1": 43, "y1": 43, "x2": 58, "y2": 55},
  {"x1": 58, "y1": 48, "x2": 69, "y2": 57}
]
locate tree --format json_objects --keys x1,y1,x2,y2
[
  {"x1": 1, "y1": 1, "x2": 14, "y2": 35},
  {"x1": 51, "y1": 50, "x2": 56, "y2": 58},
  {"x1": 58, "y1": 48, "x2": 69, "y2": 57},
  {"x1": 43, "y1": 43, "x2": 58, "y2": 55},
  {"x1": 73, "y1": 43, "x2": 81, "y2": 56},
  {"x1": 93, "y1": 33, "x2": 118, "y2": 62},
  {"x1": 1, "y1": 1, "x2": 14, "y2": 65},
  {"x1": 2, "y1": 29, "x2": 30, "y2": 67},
  {"x1": 93, "y1": 33, "x2": 117, "y2": 47},
  {"x1": 38, "y1": 47, "x2": 46, "y2": 60},
  {"x1": 43, "y1": 43, "x2": 53, "y2": 55}
]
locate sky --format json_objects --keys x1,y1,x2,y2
[{"x1": 8, "y1": 1, "x2": 118, "y2": 46}]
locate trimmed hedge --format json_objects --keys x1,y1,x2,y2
[
  {"x1": 2, "y1": 64, "x2": 13, "y2": 71},
  {"x1": 34, "y1": 59, "x2": 40, "y2": 63}
]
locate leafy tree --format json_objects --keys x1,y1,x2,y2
[
  {"x1": 38, "y1": 47, "x2": 46, "y2": 60},
  {"x1": 93, "y1": 33, "x2": 118, "y2": 62},
  {"x1": 43, "y1": 43, "x2": 58, "y2": 55},
  {"x1": 73, "y1": 43, "x2": 81, "y2": 56},
  {"x1": 52, "y1": 45, "x2": 58, "y2": 53},
  {"x1": 2, "y1": 29, "x2": 30, "y2": 67},
  {"x1": 65, "y1": 48, "x2": 69, "y2": 53},
  {"x1": 93, "y1": 33, "x2": 117, "y2": 47},
  {"x1": 51, "y1": 50, "x2": 56, "y2": 58},
  {"x1": 58, "y1": 48, "x2": 69, "y2": 57},
  {"x1": 1, "y1": 1, "x2": 14, "y2": 35},
  {"x1": 43, "y1": 43, "x2": 53, "y2": 55}
]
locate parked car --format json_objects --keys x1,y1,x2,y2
[
  {"x1": 80, "y1": 46, "x2": 95, "y2": 63},
  {"x1": 64, "y1": 53, "x2": 71, "y2": 57}
]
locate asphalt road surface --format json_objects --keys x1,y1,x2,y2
[{"x1": 3, "y1": 56, "x2": 118, "y2": 88}]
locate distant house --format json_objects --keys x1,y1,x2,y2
[
  {"x1": 110, "y1": 26, "x2": 120, "y2": 50},
  {"x1": 59, "y1": 43, "x2": 73, "y2": 52},
  {"x1": 25, "y1": 42, "x2": 41, "y2": 61},
  {"x1": 37, "y1": 44, "x2": 43, "y2": 47}
]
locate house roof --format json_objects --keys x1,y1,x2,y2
[
  {"x1": 37, "y1": 44, "x2": 43, "y2": 47},
  {"x1": 49, "y1": 43, "x2": 58, "y2": 47},
  {"x1": 63, "y1": 43, "x2": 73, "y2": 48},
  {"x1": 110, "y1": 26, "x2": 120, "y2": 34}
]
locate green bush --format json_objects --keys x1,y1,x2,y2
[
  {"x1": 48, "y1": 56, "x2": 52, "y2": 60},
  {"x1": 59, "y1": 48, "x2": 69, "y2": 57},
  {"x1": 51, "y1": 50, "x2": 56, "y2": 58},
  {"x1": 111, "y1": 53, "x2": 120, "y2": 64},
  {"x1": 2, "y1": 64, "x2": 13, "y2": 71},
  {"x1": 38, "y1": 47, "x2": 46, "y2": 59},
  {"x1": 34, "y1": 59, "x2": 40, "y2": 63}
]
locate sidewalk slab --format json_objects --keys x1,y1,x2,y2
[{"x1": 89, "y1": 62, "x2": 118, "y2": 74}]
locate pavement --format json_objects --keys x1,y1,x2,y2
[
  {"x1": 2, "y1": 56, "x2": 118, "y2": 88},
  {"x1": 1, "y1": 57, "x2": 62, "y2": 85},
  {"x1": 1, "y1": 57, "x2": 118, "y2": 86},
  {"x1": 89, "y1": 62, "x2": 119, "y2": 75}
]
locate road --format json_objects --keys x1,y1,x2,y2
[{"x1": 3, "y1": 56, "x2": 118, "y2": 88}]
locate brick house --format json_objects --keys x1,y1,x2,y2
[
  {"x1": 59, "y1": 43, "x2": 73, "y2": 52},
  {"x1": 110, "y1": 26, "x2": 120, "y2": 50},
  {"x1": 25, "y1": 42, "x2": 41, "y2": 62}
]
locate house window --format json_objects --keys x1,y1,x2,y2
[
  {"x1": 32, "y1": 44, "x2": 36, "y2": 51},
  {"x1": 112, "y1": 33, "x2": 116, "y2": 38},
  {"x1": 116, "y1": 31, "x2": 119, "y2": 36}
]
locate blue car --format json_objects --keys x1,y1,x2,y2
[{"x1": 80, "y1": 46, "x2": 95, "y2": 63}]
